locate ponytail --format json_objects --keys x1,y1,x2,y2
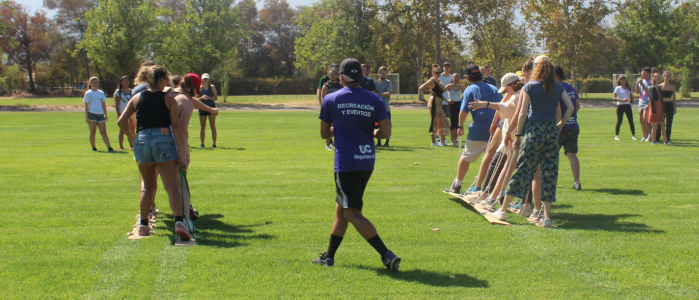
[{"x1": 179, "y1": 74, "x2": 197, "y2": 98}]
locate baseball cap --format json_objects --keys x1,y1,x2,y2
[
  {"x1": 330, "y1": 63, "x2": 339, "y2": 70},
  {"x1": 202, "y1": 73, "x2": 210, "y2": 79},
  {"x1": 618, "y1": 74, "x2": 627, "y2": 79},
  {"x1": 464, "y1": 64, "x2": 480, "y2": 75},
  {"x1": 186, "y1": 73, "x2": 201, "y2": 93},
  {"x1": 443, "y1": 62, "x2": 451, "y2": 66},
  {"x1": 339, "y1": 58, "x2": 363, "y2": 83},
  {"x1": 498, "y1": 73, "x2": 519, "y2": 93}
]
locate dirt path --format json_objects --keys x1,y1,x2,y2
[{"x1": 2, "y1": 100, "x2": 699, "y2": 112}]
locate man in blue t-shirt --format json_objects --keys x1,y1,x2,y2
[
  {"x1": 446, "y1": 64, "x2": 502, "y2": 194},
  {"x1": 555, "y1": 66, "x2": 582, "y2": 190},
  {"x1": 313, "y1": 58, "x2": 401, "y2": 271},
  {"x1": 360, "y1": 63, "x2": 377, "y2": 92}
]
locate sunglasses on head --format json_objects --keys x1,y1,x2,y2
[{"x1": 435, "y1": 71, "x2": 442, "y2": 74}]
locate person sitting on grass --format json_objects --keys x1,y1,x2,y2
[
  {"x1": 312, "y1": 58, "x2": 401, "y2": 271},
  {"x1": 83, "y1": 76, "x2": 114, "y2": 152},
  {"x1": 117, "y1": 64, "x2": 191, "y2": 240}
]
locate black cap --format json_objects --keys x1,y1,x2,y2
[
  {"x1": 443, "y1": 62, "x2": 451, "y2": 66},
  {"x1": 340, "y1": 58, "x2": 363, "y2": 82},
  {"x1": 464, "y1": 64, "x2": 480, "y2": 75},
  {"x1": 330, "y1": 64, "x2": 339, "y2": 69}
]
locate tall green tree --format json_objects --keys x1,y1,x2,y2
[
  {"x1": 612, "y1": 0, "x2": 675, "y2": 70},
  {"x1": 43, "y1": 0, "x2": 96, "y2": 78},
  {"x1": 524, "y1": 0, "x2": 613, "y2": 84},
  {"x1": 153, "y1": 0, "x2": 243, "y2": 76},
  {"x1": 79, "y1": 0, "x2": 155, "y2": 91},
  {"x1": 295, "y1": 0, "x2": 377, "y2": 76}
]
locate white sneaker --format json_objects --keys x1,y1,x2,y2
[
  {"x1": 439, "y1": 142, "x2": 447, "y2": 146},
  {"x1": 431, "y1": 142, "x2": 440, "y2": 146},
  {"x1": 326, "y1": 144, "x2": 334, "y2": 151},
  {"x1": 645, "y1": 137, "x2": 651, "y2": 142},
  {"x1": 614, "y1": 136, "x2": 620, "y2": 140},
  {"x1": 640, "y1": 137, "x2": 646, "y2": 142},
  {"x1": 491, "y1": 210, "x2": 507, "y2": 221},
  {"x1": 632, "y1": 136, "x2": 637, "y2": 141},
  {"x1": 536, "y1": 218, "x2": 554, "y2": 227}
]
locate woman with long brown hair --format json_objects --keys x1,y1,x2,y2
[
  {"x1": 646, "y1": 70, "x2": 668, "y2": 145},
  {"x1": 84, "y1": 77, "x2": 114, "y2": 152},
  {"x1": 419, "y1": 64, "x2": 449, "y2": 146},
  {"x1": 114, "y1": 76, "x2": 135, "y2": 150},
  {"x1": 492, "y1": 56, "x2": 574, "y2": 227}
]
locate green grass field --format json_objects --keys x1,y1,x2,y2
[{"x1": 1, "y1": 108, "x2": 698, "y2": 298}]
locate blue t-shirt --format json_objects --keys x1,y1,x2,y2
[
  {"x1": 560, "y1": 82, "x2": 579, "y2": 131},
  {"x1": 319, "y1": 87, "x2": 389, "y2": 173},
  {"x1": 132, "y1": 82, "x2": 149, "y2": 95},
  {"x1": 360, "y1": 77, "x2": 376, "y2": 92},
  {"x1": 460, "y1": 82, "x2": 502, "y2": 141},
  {"x1": 524, "y1": 80, "x2": 565, "y2": 122}
]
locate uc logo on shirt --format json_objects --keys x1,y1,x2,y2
[{"x1": 359, "y1": 145, "x2": 372, "y2": 154}]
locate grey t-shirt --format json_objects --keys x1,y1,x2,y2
[{"x1": 375, "y1": 79, "x2": 392, "y2": 112}]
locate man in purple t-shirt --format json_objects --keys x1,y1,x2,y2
[{"x1": 312, "y1": 58, "x2": 401, "y2": 271}]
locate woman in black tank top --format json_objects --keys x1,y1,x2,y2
[
  {"x1": 419, "y1": 64, "x2": 449, "y2": 146},
  {"x1": 117, "y1": 65, "x2": 194, "y2": 241}
]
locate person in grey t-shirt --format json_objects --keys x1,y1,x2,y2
[{"x1": 375, "y1": 66, "x2": 392, "y2": 147}]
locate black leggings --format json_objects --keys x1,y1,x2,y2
[
  {"x1": 654, "y1": 101, "x2": 675, "y2": 142},
  {"x1": 615, "y1": 104, "x2": 635, "y2": 136}
]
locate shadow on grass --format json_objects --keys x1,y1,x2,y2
[
  {"x1": 587, "y1": 188, "x2": 646, "y2": 196},
  {"x1": 448, "y1": 198, "x2": 480, "y2": 215},
  {"x1": 374, "y1": 145, "x2": 430, "y2": 152},
  {"x1": 555, "y1": 212, "x2": 664, "y2": 233},
  {"x1": 552, "y1": 204, "x2": 574, "y2": 209},
  {"x1": 190, "y1": 146, "x2": 245, "y2": 151},
  {"x1": 161, "y1": 213, "x2": 274, "y2": 248},
  {"x1": 667, "y1": 139, "x2": 699, "y2": 148},
  {"x1": 354, "y1": 266, "x2": 488, "y2": 288}
]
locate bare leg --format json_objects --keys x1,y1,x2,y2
[
  {"x1": 440, "y1": 135, "x2": 446, "y2": 143},
  {"x1": 156, "y1": 160, "x2": 184, "y2": 218},
  {"x1": 543, "y1": 201, "x2": 552, "y2": 219},
  {"x1": 118, "y1": 114, "x2": 125, "y2": 149},
  {"x1": 476, "y1": 128, "x2": 502, "y2": 187},
  {"x1": 199, "y1": 115, "x2": 207, "y2": 146},
  {"x1": 531, "y1": 164, "x2": 543, "y2": 211},
  {"x1": 659, "y1": 122, "x2": 668, "y2": 143},
  {"x1": 138, "y1": 163, "x2": 158, "y2": 220},
  {"x1": 650, "y1": 122, "x2": 658, "y2": 142},
  {"x1": 431, "y1": 132, "x2": 436, "y2": 144},
  {"x1": 456, "y1": 157, "x2": 471, "y2": 181},
  {"x1": 490, "y1": 148, "x2": 517, "y2": 198},
  {"x1": 567, "y1": 153, "x2": 580, "y2": 183},
  {"x1": 450, "y1": 129, "x2": 457, "y2": 142},
  {"x1": 342, "y1": 208, "x2": 378, "y2": 239},
  {"x1": 88, "y1": 121, "x2": 97, "y2": 149},
  {"x1": 330, "y1": 204, "x2": 349, "y2": 237},
  {"x1": 639, "y1": 112, "x2": 649, "y2": 139},
  {"x1": 97, "y1": 121, "x2": 112, "y2": 148},
  {"x1": 209, "y1": 115, "x2": 217, "y2": 146}
]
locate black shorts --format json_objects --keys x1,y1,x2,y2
[
  {"x1": 448, "y1": 102, "x2": 461, "y2": 129},
  {"x1": 559, "y1": 128, "x2": 579, "y2": 154},
  {"x1": 335, "y1": 170, "x2": 373, "y2": 211},
  {"x1": 198, "y1": 100, "x2": 216, "y2": 116}
]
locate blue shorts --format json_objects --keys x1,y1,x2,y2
[{"x1": 133, "y1": 128, "x2": 178, "y2": 163}]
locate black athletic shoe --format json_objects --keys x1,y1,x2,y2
[
  {"x1": 445, "y1": 181, "x2": 461, "y2": 194},
  {"x1": 212, "y1": 144, "x2": 217, "y2": 148},
  {"x1": 108, "y1": 147, "x2": 115, "y2": 152},
  {"x1": 382, "y1": 250, "x2": 401, "y2": 271},
  {"x1": 573, "y1": 182, "x2": 582, "y2": 190},
  {"x1": 376, "y1": 141, "x2": 382, "y2": 147},
  {"x1": 311, "y1": 252, "x2": 334, "y2": 266},
  {"x1": 383, "y1": 143, "x2": 389, "y2": 147},
  {"x1": 92, "y1": 147, "x2": 97, "y2": 151}
]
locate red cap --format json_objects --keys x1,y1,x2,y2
[{"x1": 186, "y1": 73, "x2": 201, "y2": 94}]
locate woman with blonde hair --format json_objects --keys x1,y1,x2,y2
[
  {"x1": 419, "y1": 64, "x2": 449, "y2": 146},
  {"x1": 492, "y1": 56, "x2": 574, "y2": 227},
  {"x1": 117, "y1": 64, "x2": 192, "y2": 240},
  {"x1": 83, "y1": 76, "x2": 114, "y2": 152}
]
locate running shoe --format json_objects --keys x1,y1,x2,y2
[
  {"x1": 639, "y1": 137, "x2": 645, "y2": 142},
  {"x1": 573, "y1": 182, "x2": 582, "y2": 190},
  {"x1": 376, "y1": 141, "x2": 382, "y2": 147},
  {"x1": 446, "y1": 181, "x2": 461, "y2": 194},
  {"x1": 614, "y1": 136, "x2": 619, "y2": 140},
  {"x1": 431, "y1": 142, "x2": 441, "y2": 146},
  {"x1": 439, "y1": 142, "x2": 447, "y2": 147},
  {"x1": 632, "y1": 136, "x2": 637, "y2": 141},
  {"x1": 645, "y1": 137, "x2": 651, "y2": 143},
  {"x1": 92, "y1": 147, "x2": 97, "y2": 151},
  {"x1": 138, "y1": 224, "x2": 151, "y2": 236},
  {"x1": 326, "y1": 144, "x2": 334, "y2": 151},
  {"x1": 212, "y1": 144, "x2": 217, "y2": 148},
  {"x1": 108, "y1": 147, "x2": 115, "y2": 152},
  {"x1": 199, "y1": 144, "x2": 205, "y2": 149},
  {"x1": 481, "y1": 197, "x2": 496, "y2": 207},
  {"x1": 511, "y1": 202, "x2": 522, "y2": 210},
  {"x1": 466, "y1": 186, "x2": 481, "y2": 193},
  {"x1": 311, "y1": 252, "x2": 334, "y2": 267},
  {"x1": 175, "y1": 221, "x2": 193, "y2": 241},
  {"x1": 382, "y1": 250, "x2": 401, "y2": 271},
  {"x1": 119, "y1": 147, "x2": 125, "y2": 151},
  {"x1": 492, "y1": 210, "x2": 507, "y2": 221},
  {"x1": 652, "y1": 142, "x2": 659, "y2": 145},
  {"x1": 665, "y1": 142, "x2": 672, "y2": 145},
  {"x1": 536, "y1": 218, "x2": 554, "y2": 228}
]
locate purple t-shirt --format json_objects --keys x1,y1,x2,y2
[
  {"x1": 560, "y1": 82, "x2": 579, "y2": 131},
  {"x1": 319, "y1": 87, "x2": 389, "y2": 173}
]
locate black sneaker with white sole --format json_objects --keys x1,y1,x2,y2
[
  {"x1": 382, "y1": 250, "x2": 401, "y2": 271},
  {"x1": 311, "y1": 252, "x2": 334, "y2": 266},
  {"x1": 445, "y1": 181, "x2": 461, "y2": 194}
]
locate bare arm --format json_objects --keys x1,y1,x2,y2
[
  {"x1": 165, "y1": 94, "x2": 188, "y2": 171},
  {"x1": 191, "y1": 97, "x2": 218, "y2": 115},
  {"x1": 419, "y1": 80, "x2": 435, "y2": 93},
  {"x1": 559, "y1": 90, "x2": 574, "y2": 131},
  {"x1": 320, "y1": 120, "x2": 333, "y2": 139},
  {"x1": 101, "y1": 101, "x2": 109, "y2": 121},
  {"x1": 320, "y1": 85, "x2": 329, "y2": 105},
  {"x1": 114, "y1": 92, "x2": 121, "y2": 115},
  {"x1": 210, "y1": 85, "x2": 218, "y2": 101},
  {"x1": 84, "y1": 102, "x2": 90, "y2": 123},
  {"x1": 117, "y1": 94, "x2": 138, "y2": 146},
  {"x1": 374, "y1": 118, "x2": 391, "y2": 139}
]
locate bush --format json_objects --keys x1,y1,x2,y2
[
  {"x1": 584, "y1": 78, "x2": 614, "y2": 93},
  {"x1": 225, "y1": 77, "x2": 317, "y2": 95}
]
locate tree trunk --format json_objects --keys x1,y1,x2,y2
[{"x1": 26, "y1": 59, "x2": 37, "y2": 93}]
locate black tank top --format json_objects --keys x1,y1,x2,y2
[
  {"x1": 431, "y1": 79, "x2": 444, "y2": 98},
  {"x1": 136, "y1": 90, "x2": 171, "y2": 132}
]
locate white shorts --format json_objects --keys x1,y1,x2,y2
[{"x1": 461, "y1": 139, "x2": 488, "y2": 163}]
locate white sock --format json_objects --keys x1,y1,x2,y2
[{"x1": 454, "y1": 179, "x2": 463, "y2": 186}]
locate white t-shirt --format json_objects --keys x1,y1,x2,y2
[
  {"x1": 84, "y1": 89, "x2": 107, "y2": 114},
  {"x1": 496, "y1": 93, "x2": 518, "y2": 152},
  {"x1": 614, "y1": 86, "x2": 631, "y2": 106},
  {"x1": 439, "y1": 74, "x2": 452, "y2": 105}
]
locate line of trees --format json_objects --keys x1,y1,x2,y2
[{"x1": 0, "y1": 0, "x2": 697, "y2": 96}]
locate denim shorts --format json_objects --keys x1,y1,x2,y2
[
  {"x1": 133, "y1": 128, "x2": 178, "y2": 163},
  {"x1": 88, "y1": 113, "x2": 105, "y2": 122}
]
